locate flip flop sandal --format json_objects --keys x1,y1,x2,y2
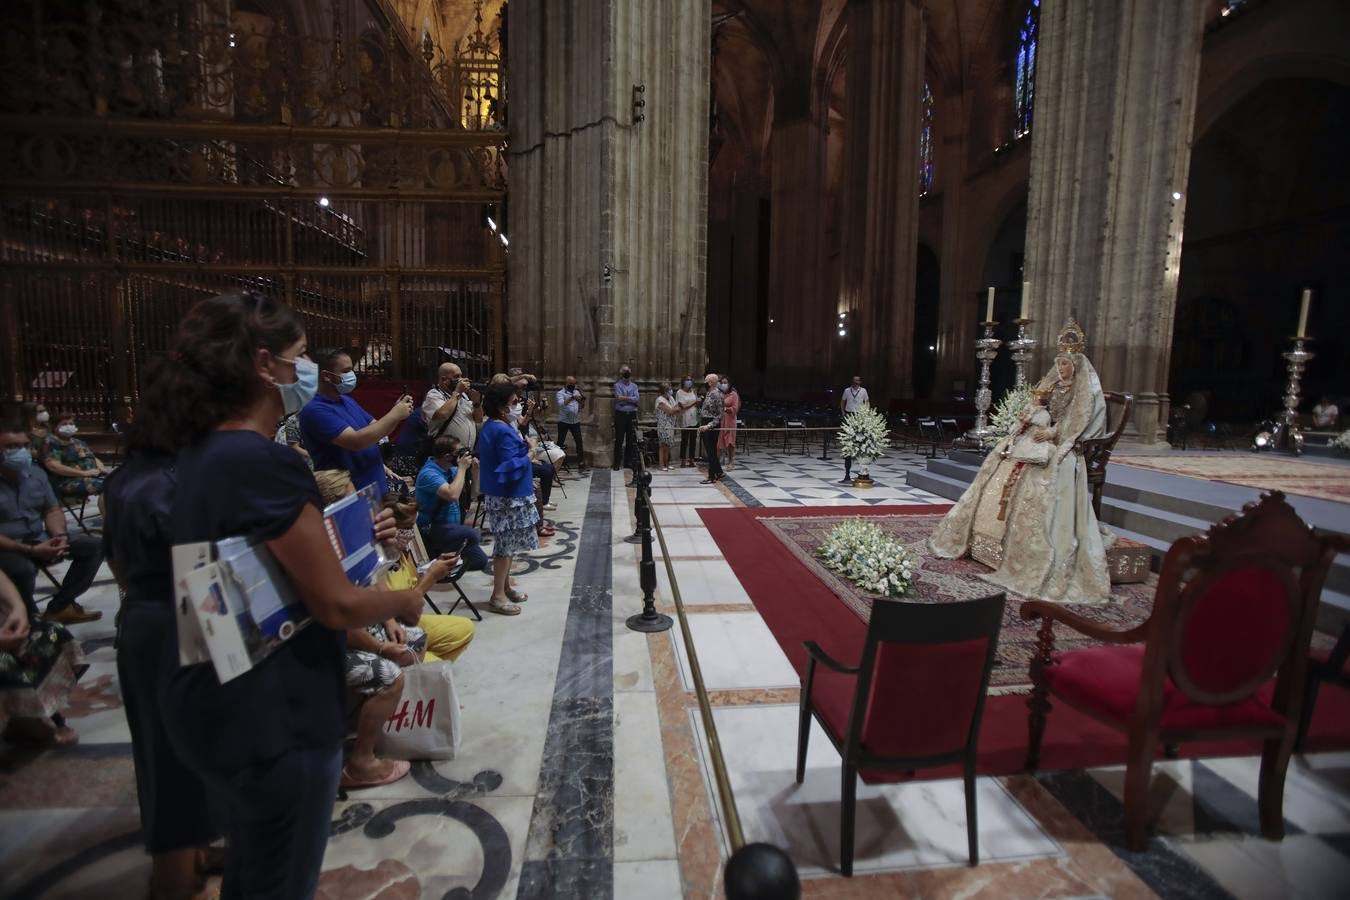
[
  {"x1": 340, "y1": 758, "x2": 410, "y2": 789},
  {"x1": 537, "y1": 525, "x2": 556, "y2": 537},
  {"x1": 488, "y1": 597, "x2": 522, "y2": 615},
  {"x1": 506, "y1": 587, "x2": 529, "y2": 603}
]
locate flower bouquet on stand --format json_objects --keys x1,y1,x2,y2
[
  {"x1": 1331, "y1": 430, "x2": 1350, "y2": 454},
  {"x1": 988, "y1": 384, "x2": 1033, "y2": 439},
  {"x1": 838, "y1": 403, "x2": 889, "y2": 487},
  {"x1": 816, "y1": 518, "x2": 915, "y2": 597}
]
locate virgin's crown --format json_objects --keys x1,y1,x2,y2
[{"x1": 1056, "y1": 318, "x2": 1087, "y2": 354}]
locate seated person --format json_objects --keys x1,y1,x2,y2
[
  {"x1": 342, "y1": 541, "x2": 460, "y2": 789},
  {"x1": 381, "y1": 501, "x2": 475, "y2": 663},
  {"x1": 415, "y1": 436, "x2": 489, "y2": 572},
  {"x1": 42, "y1": 412, "x2": 113, "y2": 499},
  {"x1": 19, "y1": 401, "x2": 50, "y2": 458},
  {"x1": 0, "y1": 568, "x2": 85, "y2": 747},
  {"x1": 1003, "y1": 389, "x2": 1055, "y2": 465},
  {"x1": 0, "y1": 421, "x2": 105, "y2": 624}
]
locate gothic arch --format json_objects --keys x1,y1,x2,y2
[{"x1": 1194, "y1": 53, "x2": 1350, "y2": 138}]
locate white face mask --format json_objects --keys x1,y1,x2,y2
[
  {"x1": 35, "y1": 411, "x2": 50, "y2": 424},
  {"x1": 57, "y1": 424, "x2": 78, "y2": 437}
]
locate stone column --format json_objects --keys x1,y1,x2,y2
[
  {"x1": 933, "y1": 93, "x2": 974, "y2": 397},
  {"x1": 507, "y1": 1, "x2": 709, "y2": 466},
  {"x1": 1022, "y1": 0, "x2": 1206, "y2": 443},
  {"x1": 837, "y1": 0, "x2": 926, "y2": 403}
]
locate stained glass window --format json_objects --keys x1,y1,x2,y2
[
  {"x1": 1014, "y1": 0, "x2": 1039, "y2": 139},
  {"x1": 919, "y1": 82, "x2": 934, "y2": 195}
]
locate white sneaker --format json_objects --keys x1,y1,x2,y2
[{"x1": 542, "y1": 502, "x2": 557, "y2": 511}]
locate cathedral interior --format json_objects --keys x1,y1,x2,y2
[{"x1": 1, "y1": 0, "x2": 1349, "y2": 898}]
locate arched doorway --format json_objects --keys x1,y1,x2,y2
[{"x1": 1171, "y1": 78, "x2": 1350, "y2": 423}]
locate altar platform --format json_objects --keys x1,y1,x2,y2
[{"x1": 908, "y1": 448, "x2": 1350, "y2": 632}]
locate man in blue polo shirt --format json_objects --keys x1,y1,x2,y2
[
  {"x1": 299, "y1": 349, "x2": 414, "y2": 498},
  {"x1": 415, "y1": 435, "x2": 488, "y2": 572}
]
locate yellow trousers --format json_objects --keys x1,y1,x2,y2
[{"x1": 418, "y1": 613, "x2": 475, "y2": 662}]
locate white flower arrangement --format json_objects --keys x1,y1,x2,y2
[
  {"x1": 816, "y1": 518, "x2": 916, "y2": 597},
  {"x1": 1331, "y1": 429, "x2": 1350, "y2": 453},
  {"x1": 837, "y1": 403, "x2": 889, "y2": 461},
  {"x1": 989, "y1": 384, "x2": 1033, "y2": 437}
]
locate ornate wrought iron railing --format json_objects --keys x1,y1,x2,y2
[{"x1": 0, "y1": 0, "x2": 507, "y2": 424}]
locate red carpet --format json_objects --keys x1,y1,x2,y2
[{"x1": 700, "y1": 504, "x2": 1350, "y2": 782}]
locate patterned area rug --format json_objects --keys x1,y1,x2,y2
[
  {"x1": 1115, "y1": 454, "x2": 1350, "y2": 503},
  {"x1": 760, "y1": 513, "x2": 1158, "y2": 695}
]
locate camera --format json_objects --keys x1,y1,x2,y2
[{"x1": 456, "y1": 447, "x2": 475, "y2": 459}]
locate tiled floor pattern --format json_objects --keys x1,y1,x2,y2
[
  {"x1": 6, "y1": 450, "x2": 1350, "y2": 899},
  {"x1": 636, "y1": 454, "x2": 1350, "y2": 898}
]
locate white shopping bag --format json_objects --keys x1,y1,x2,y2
[{"x1": 375, "y1": 662, "x2": 461, "y2": 760}]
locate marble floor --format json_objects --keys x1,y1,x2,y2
[{"x1": 2, "y1": 447, "x2": 1348, "y2": 898}]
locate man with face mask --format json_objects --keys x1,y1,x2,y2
[
  {"x1": 298, "y1": 349, "x2": 414, "y2": 498},
  {"x1": 0, "y1": 420, "x2": 105, "y2": 623},
  {"x1": 840, "y1": 375, "x2": 870, "y2": 484},
  {"x1": 612, "y1": 366, "x2": 639, "y2": 471},
  {"x1": 555, "y1": 376, "x2": 588, "y2": 473}
]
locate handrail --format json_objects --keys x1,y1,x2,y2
[
  {"x1": 625, "y1": 422, "x2": 747, "y2": 850},
  {"x1": 646, "y1": 478, "x2": 747, "y2": 850}
]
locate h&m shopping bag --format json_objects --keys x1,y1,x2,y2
[{"x1": 375, "y1": 661, "x2": 461, "y2": 760}]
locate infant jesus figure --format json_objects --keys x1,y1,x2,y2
[{"x1": 1003, "y1": 388, "x2": 1054, "y2": 465}]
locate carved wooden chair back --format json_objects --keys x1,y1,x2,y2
[{"x1": 1077, "y1": 390, "x2": 1133, "y2": 518}]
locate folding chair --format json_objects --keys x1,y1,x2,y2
[
  {"x1": 59, "y1": 493, "x2": 95, "y2": 537},
  {"x1": 411, "y1": 527, "x2": 480, "y2": 621}
]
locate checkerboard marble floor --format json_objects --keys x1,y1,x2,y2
[{"x1": 714, "y1": 446, "x2": 949, "y2": 507}]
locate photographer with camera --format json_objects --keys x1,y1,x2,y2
[
  {"x1": 299, "y1": 349, "x2": 413, "y2": 499},
  {"x1": 415, "y1": 435, "x2": 488, "y2": 573},
  {"x1": 423, "y1": 363, "x2": 481, "y2": 513},
  {"x1": 555, "y1": 376, "x2": 588, "y2": 473}
]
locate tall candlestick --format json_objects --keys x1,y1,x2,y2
[
  {"x1": 985, "y1": 287, "x2": 995, "y2": 322},
  {"x1": 1020, "y1": 281, "x2": 1031, "y2": 320},
  {"x1": 1297, "y1": 288, "x2": 1311, "y2": 338}
]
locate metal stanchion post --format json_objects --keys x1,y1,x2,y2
[
  {"x1": 625, "y1": 424, "x2": 672, "y2": 633},
  {"x1": 724, "y1": 843, "x2": 801, "y2": 900}
]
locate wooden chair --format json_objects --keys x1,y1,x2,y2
[
  {"x1": 796, "y1": 593, "x2": 1006, "y2": 875},
  {"x1": 1021, "y1": 492, "x2": 1348, "y2": 851},
  {"x1": 1074, "y1": 390, "x2": 1132, "y2": 519},
  {"x1": 1295, "y1": 622, "x2": 1350, "y2": 752}
]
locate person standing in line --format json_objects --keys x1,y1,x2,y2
[
  {"x1": 612, "y1": 366, "x2": 639, "y2": 472},
  {"x1": 153, "y1": 293, "x2": 455, "y2": 897},
  {"x1": 654, "y1": 384, "x2": 679, "y2": 471},
  {"x1": 555, "y1": 376, "x2": 588, "y2": 473},
  {"x1": 476, "y1": 380, "x2": 539, "y2": 616},
  {"x1": 299, "y1": 349, "x2": 413, "y2": 498},
  {"x1": 717, "y1": 375, "x2": 740, "y2": 471},
  {"x1": 674, "y1": 375, "x2": 700, "y2": 468},
  {"x1": 839, "y1": 374, "x2": 870, "y2": 484},
  {"x1": 697, "y1": 373, "x2": 725, "y2": 484}
]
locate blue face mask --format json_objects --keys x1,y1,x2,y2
[
  {"x1": 336, "y1": 371, "x2": 358, "y2": 395},
  {"x1": 276, "y1": 356, "x2": 319, "y2": 416},
  {"x1": 3, "y1": 447, "x2": 32, "y2": 469}
]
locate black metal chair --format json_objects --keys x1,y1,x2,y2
[{"x1": 795, "y1": 593, "x2": 1006, "y2": 875}]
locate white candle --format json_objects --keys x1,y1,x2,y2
[
  {"x1": 1021, "y1": 281, "x2": 1031, "y2": 320},
  {"x1": 1297, "y1": 288, "x2": 1311, "y2": 338},
  {"x1": 985, "y1": 287, "x2": 995, "y2": 322}
]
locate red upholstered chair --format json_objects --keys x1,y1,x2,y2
[
  {"x1": 1295, "y1": 622, "x2": 1350, "y2": 752},
  {"x1": 795, "y1": 593, "x2": 1006, "y2": 876},
  {"x1": 1021, "y1": 492, "x2": 1348, "y2": 851}
]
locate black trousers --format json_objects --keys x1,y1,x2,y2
[
  {"x1": 556, "y1": 421, "x2": 584, "y2": 466},
  {"x1": 613, "y1": 410, "x2": 638, "y2": 469},
  {"x1": 701, "y1": 424, "x2": 724, "y2": 480},
  {"x1": 680, "y1": 426, "x2": 699, "y2": 462},
  {"x1": 0, "y1": 532, "x2": 104, "y2": 617}
]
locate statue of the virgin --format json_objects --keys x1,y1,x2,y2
[{"x1": 928, "y1": 318, "x2": 1113, "y2": 604}]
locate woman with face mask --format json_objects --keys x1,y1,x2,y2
[
  {"x1": 654, "y1": 384, "x2": 679, "y2": 471},
  {"x1": 674, "y1": 375, "x2": 700, "y2": 468},
  {"x1": 41, "y1": 412, "x2": 114, "y2": 499},
  {"x1": 18, "y1": 401, "x2": 50, "y2": 458},
  {"x1": 716, "y1": 376, "x2": 741, "y2": 471},
  {"x1": 142, "y1": 292, "x2": 455, "y2": 897}
]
